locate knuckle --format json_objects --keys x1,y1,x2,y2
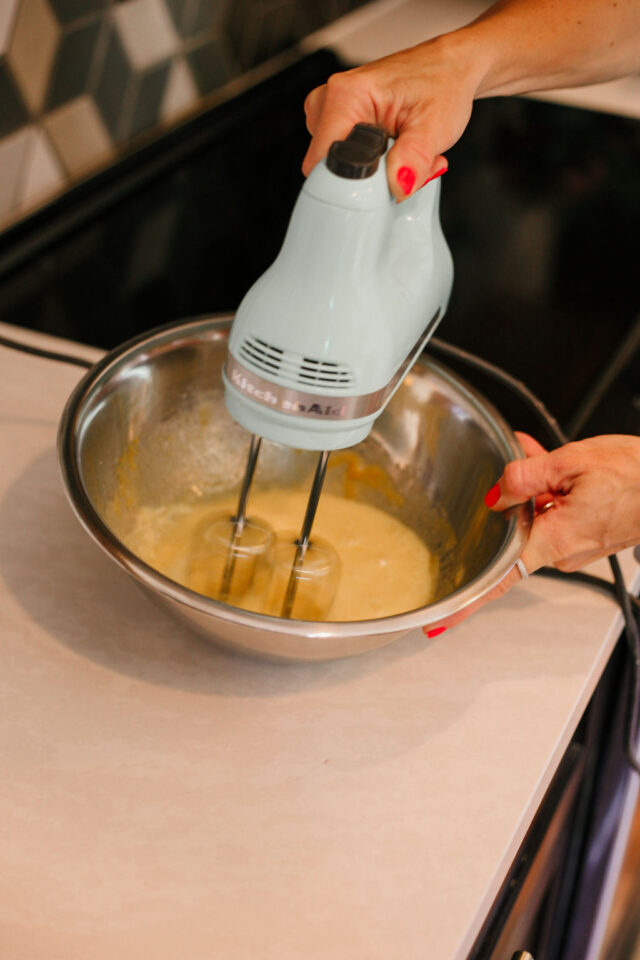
[
  {"x1": 549, "y1": 451, "x2": 569, "y2": 478},
  {"x1": 325, "y1": 71, "x2": 351, "y2": 96},
  {"x1": 502, "y1": 459, "x2": 524, "y2": 495},
  {"x1": 402, "y1": 134, "x2": 434, "y2": 167},
  {"x1": 304, "y1": 85, "x2": 323, "y2": 113},
  {"x1": 549, "y1": 443, "x2": 579, "y2": 478},
  {"x1": 324, "y1": 68, "x2": 373, "y2": 108}
]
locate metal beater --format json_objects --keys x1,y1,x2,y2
[{"x1": 221, "y1": 434, "x2": 329, "y2": 617}]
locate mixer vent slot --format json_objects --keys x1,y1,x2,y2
[
  {"x1": 298, "y1": 357, "x2": 354, "y2": 387},
  {"x1": 239, "y1": 336, "x2": 355, "y2": 390},
  {"x1": 239, "y1": 336, "x2": 283, "y2": 375}
]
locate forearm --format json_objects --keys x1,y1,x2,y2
[
  {"x1": 445, "y1": 0, "x2": 640, "y2": 99},
  {"x1": 302, "y1": 0, "x2": 640, "y2": 197}
]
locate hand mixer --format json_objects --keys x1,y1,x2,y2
[{"x1": 220, "y1": 123, "x2": 454, "y2": 617}]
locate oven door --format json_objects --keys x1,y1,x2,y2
[{"x1": 469, "y1": 742, "x2": 586, "y2": 960}]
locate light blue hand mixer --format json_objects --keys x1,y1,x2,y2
[{"x1": 221, "y1": 124, "x2": 454, "y2": 616}]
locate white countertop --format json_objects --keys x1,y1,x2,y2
[{"x1": 1, "y1": 322, "x2": 638, "y2": 959}]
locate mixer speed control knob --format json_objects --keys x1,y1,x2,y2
[{"x1": 327, "y1": 123, "x2": 389, "y2": 179}]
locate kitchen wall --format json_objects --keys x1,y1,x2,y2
[{"x1": 0, "y1": 0, "x2": 368, "y2": 231}]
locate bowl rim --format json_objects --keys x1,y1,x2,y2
[{"x1": 58, "y1": 314, "x2": 532, "y2": 638}]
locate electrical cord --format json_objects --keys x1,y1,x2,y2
[
  {"x1": 430, "y1": 337, "x2": 568, "y2": 449},
  {"x1": 0, "y1": 333, "x2": 94, "y2": 369},
  {"x1": 430, "y1": 336, "x2": 640, "y2": 776},
  {"x1": 1, "y1": 327, "x2": 639, "y2": 772},
  {"x1": 535, "y1": 566, "x2": 640, "y2": 617}
]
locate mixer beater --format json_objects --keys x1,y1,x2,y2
[
  {"x1": 279, "y1": 448, "x2": 331, "y2": 618},
  {"x1": 220, "y1": 434, "x2": 331, "y2": 618},
  {"x1": 217, "y1": 432, "x2": 263, "y2": 603}
]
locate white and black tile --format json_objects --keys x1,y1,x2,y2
[
  {"x1": 0, "y1": 0, "x2": 370, "y2": 231},
  {"x1": 7, "y1": 0, "x2": 61, "y2": 113},
  {"x1": 45, "y1": 14, "x2": 105, "y2": 110}
]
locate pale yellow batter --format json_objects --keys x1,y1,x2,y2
[{"x1": 126, "y1": 488, "x2": 436, "y2": 621}]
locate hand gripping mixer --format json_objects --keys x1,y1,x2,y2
[{"x1": 220, "y1": 124, "x2": 454, "y2": 618}]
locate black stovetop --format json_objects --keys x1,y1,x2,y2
[{"x1": 0, "y1": 50, "x2": 638, "y2": 442}]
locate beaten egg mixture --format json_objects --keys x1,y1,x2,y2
[{"x1": 126, "y1": 487, "x2": 436, "y2": 621}]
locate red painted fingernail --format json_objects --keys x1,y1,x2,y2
[
  {"x1": 422, "y1": 166, "x2": 448, "y2": 187},
  {"x1": 426, "y1": 626, "x2": 447, "y2": 638},
  {"x1": 484, "y1": 483, "x2": 500, "y2": 508},
  {"x1": 397, "y1": 166, "x2": 416, "y2": 196}
]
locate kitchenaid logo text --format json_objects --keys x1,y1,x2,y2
[
  {"x1": 230, "y1": 367, "x2": 348, "y2": 417},
  {"x1": 230, "y1": 368, "x2": 279, "y2": 405}
]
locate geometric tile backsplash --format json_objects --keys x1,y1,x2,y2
[{"x1": 0, "y1": 0, "x2": 368, "y2": 231}]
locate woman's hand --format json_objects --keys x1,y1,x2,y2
[
  {"x1": 423, "y1": 432, "x2": 640, "y2": 637},
  {"x1": 302, "y1": 35, "x2": 486, "y2": 201},
  {"x1": 303, "y1": 0, "x2": 640, "y2": 203},
  {"x1": 486, "y1": 432, "x2": 640, "y2": 573}
]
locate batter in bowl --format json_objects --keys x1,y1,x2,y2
[{"x1": 125, "y1": 488, "x2": 436, "y2": 621}]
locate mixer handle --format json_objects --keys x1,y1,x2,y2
[{"x1": 327, "y1": 123, "x2": 389, "y2": 180}]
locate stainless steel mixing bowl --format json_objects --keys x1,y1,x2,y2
[{"x1": 58, "y1": 315, "x2": 531, "y2": 661}]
